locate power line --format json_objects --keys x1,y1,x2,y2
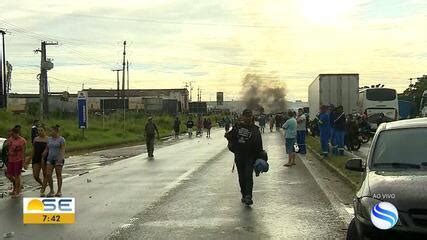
[
  {"x1": 1, "y1": 19, "x2": 118, "y2": 68},
  {"x1": 14, "y1": 8, "x2": 290, "y2": 29}
]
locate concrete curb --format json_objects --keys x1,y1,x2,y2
[{"x1": 306, "y1": 144, "x2": 358, "y2": 190}]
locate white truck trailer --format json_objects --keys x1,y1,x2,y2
[{"x1": 308, "y1": 74, "x2": 359, "y2": 119}]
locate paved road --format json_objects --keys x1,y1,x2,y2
[{"x1": 0, "y1": 129, "x2": 353, "y2": 240}]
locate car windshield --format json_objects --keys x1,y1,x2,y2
[{"x1": 371, "y1": 128, "x2": 427, "y2": 170}]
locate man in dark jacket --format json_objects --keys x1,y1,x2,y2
[
  {"x1": 333, "y1": 106, "x2": 346, "y2": 155},
  {"x1": 345, "y1": 114, "x2": 359, "y2": 151},
  {"x1": 225, "y1": 109, "x2": 263, "y2": 206},
  {"x1": 145, "y1": 117, "x2": 159, "y2": 158},
  {"x1": 173, "y1": 116, "x2": 180, "y2": 140}
]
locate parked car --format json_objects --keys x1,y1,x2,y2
[
  {"x1": 0, "y1": 137, "x2": 6, "y2": 168},
  {"x1": 345, "y1": 118, "x2": 427, "y2": 240}
]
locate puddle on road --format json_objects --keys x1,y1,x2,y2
[{"x1": 0, "y1": 154, "x2": 136, "y2": 194}]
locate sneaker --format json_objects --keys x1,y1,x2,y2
[{"x1": 243, "y1": 195, "x2": 253, "y2": 206}]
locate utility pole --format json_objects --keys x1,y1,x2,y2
[
  {"x1": 127, "y1": 61, "x2": 129, "y2": 90},
  {"x1": 112, "y1": 69, "x2": 122, "y2": 99},
  {"x1": 122, "y1": 41, "x2": 126, "y2": 101},
  {"x1": 0, "y1": 30, "x2": 6, "y2": 108},
  {"x1": 35, "y1": 41, "x2": 58, "y2": 120},
  {"x1": 121, "y1": 41, "x2": 127, "y2": 133},
  {"x1": 197, "y1": 87, "x2": 200, "y2": 102},
  {"x1": 184, "y1": 81, "x2": 194, "y2": 102}
]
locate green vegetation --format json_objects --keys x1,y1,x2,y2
[
  {"x1": 306, "y1": 136, "x2": 362, "y2": 186},
  {"x1": 0, "y1": 110, "x2": 222, "y2": 154}
]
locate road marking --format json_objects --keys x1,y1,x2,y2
[
  {"x1": 113, "y1": 146, "x2": 229, "y2": 237},
  {"x1": 298, "y1": 154, "x2": 353, "y2": 225}
]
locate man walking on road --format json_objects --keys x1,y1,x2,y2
[
  {"x1": 224, "y1": 115, "x2": 231, "y2": 132},
  {"x1": 225, "y1": 109, "x2": 263, "y2": 206},
  {"x1": 145, "y1": 117, "x2": 160, "y2": 158},
  {"x1": 269, "y1": 115, "x2": 275, "y2": 132},
  {"x1": 282, "y1": 110, "x2": 297, "y2": 167},
  {"x1": 173, "y1": 116, "x2": 180, "y2": 140},
  {"x1": 258, "y1": 114, "x2": 266, "y2": 134},
  {"x1": 296, "y1": 108, "x2": 307, "y2": 154},
  {"x1": 186, "y1": 116, "x2": 194, "y2": 138}
]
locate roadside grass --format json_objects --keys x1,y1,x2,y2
[
  {"x1": 0, "y1": 110, "x2": 223, "y2": 155},
  {"x1": 306, "y1": 135, "x2": 362, "y2": 186}
]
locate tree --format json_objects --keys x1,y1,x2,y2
[{"x1": 402, "y1": 75, "x2": 427, "y2": 110}]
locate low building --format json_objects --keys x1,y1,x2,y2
[
  {"x1": 7, "y1": 88, "x2": 189, "y2": 114},
  {"x1": 84, "y1": 88, "x2": 189, "y2": 113},
  {"x1": 8, "y1": 92, "x2": 78, "y2": 113}
]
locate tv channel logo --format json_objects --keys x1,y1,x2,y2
[
  {"x1": 23, "y1": 198, "x2": 75, "y2": 224},
  {"x1": 370, "y1": 201, "x2": 399, "y2": 230}
]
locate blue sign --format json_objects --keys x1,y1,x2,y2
[{"x1": 77, "y1": 92, "x2": 88, "y2": 129}]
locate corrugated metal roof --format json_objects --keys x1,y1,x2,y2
[
  {"x1": 8, "y1": 89, "x2": 188, "y2": 98},
  {"x1": 83, "y1": 88, "x2": 188, "y2": 97}
]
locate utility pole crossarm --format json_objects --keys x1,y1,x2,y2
[{"x1": 45, "y1": 41, "x2": 59, "y2": 46}]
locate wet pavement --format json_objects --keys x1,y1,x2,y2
[
  {"x1": 0, "y1": 129, "x2": 354, "y2": 239},
  {"x1": 0, "y1": 135, "x2": 183, "y2": 194}
]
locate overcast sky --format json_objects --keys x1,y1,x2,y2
[{"x1": 1, "y1": 0, "x2": 426, "y2": 101}]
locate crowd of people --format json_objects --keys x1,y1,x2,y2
[
  {"x1": 314, "y1": 104, "x2": 371, "y2": 157},
  {"x1": 144, "y1": 114, "x2": 215, "y2": 158},
  {"x1": 1, "y1": 121, "x2": 66, "y2": 198}
]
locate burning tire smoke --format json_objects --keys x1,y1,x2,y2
[{"x1": 241, "y1": 73, "x2": 287, "y2": 114}]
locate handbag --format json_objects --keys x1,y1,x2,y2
[{"x1": 294, "y1": 143, "x2": 300, "y2": 153}]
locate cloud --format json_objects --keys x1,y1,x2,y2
[{"x1": 2, "y1": 0, "x2": 427, "y2": 101}]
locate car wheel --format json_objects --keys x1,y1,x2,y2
[{"x1": 347, "y1": 217, "x2": 360, "y2": 240}]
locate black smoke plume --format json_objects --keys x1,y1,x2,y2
[{"x1": 241, "y1": 73, "x2": 287, "y2": 114}]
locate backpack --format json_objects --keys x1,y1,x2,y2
[{"x1": 225, "y1": 126, "x2": 238, "y2": 153}]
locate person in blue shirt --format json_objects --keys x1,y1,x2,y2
[
  {"x1": 282, "y1": 110, "x2": 297, "y2": 167},
  {"x1": 318, "y1": 105, "x2": 331, "y2": 157},
  {"x1": 328, "y1": 104, "x2": 337, "y2": 154}
]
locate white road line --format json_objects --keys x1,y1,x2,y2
[{"x1": 298, "y1": 154, "x2": 353, "y2": 225}]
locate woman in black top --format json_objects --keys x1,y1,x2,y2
[{"x1": 30, "y1": 126, "x2": 48, "y2": 196}]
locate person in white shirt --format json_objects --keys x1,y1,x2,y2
[{"x1": 296, "y1": 108, "x2": 307, "y2": 154}]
